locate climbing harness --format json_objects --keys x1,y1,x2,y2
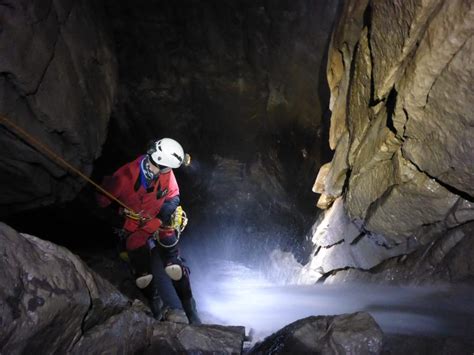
[
  {"x1": 1, "y1": 114, "x2": 191, "y2": 254},
  {"x1": 0, "y1": 114, "x2": 147, "y2": 222},
  {"x1": 154, "y1": 206, "x2": 188, "y2": 249}
]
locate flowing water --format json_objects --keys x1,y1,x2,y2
[{"x1": 188, "y1": 256, "x2": 474, "y2": 343}]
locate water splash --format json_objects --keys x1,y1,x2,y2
[{"x1": 189, "y1": 256, "x2": 474, "y2": 342}]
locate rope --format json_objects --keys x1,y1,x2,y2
[{"x1": 0, "y1": 114, "x2": 140, "y2": 216}]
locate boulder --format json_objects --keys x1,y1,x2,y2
[
  {"x1": 249, "y1": 312, "x2": 383, "y2": 354},
  {"x1": 0, "y1": 222, "x2": 247, "y2": 354},
  {"x1": 145, "y1": 323, "x2": 245, "y2": 354},
  {"x1": 0, "y1": 221, "x2": 128, "y2": 353}
]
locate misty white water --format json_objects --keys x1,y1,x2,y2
[{"x1": 188, "y1": 256, "x2": 474, "y2": 342}]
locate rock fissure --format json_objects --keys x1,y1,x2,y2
[
  {"x1": 24, "y1": 16, "x2": 61, "y2": 97},
  {"x1": 401, "y1": 147, "x2": 473, "y2": 203},
  {"x1": 362, "y1": 183, "x2": 396, "y2": 223},
  {"x1": 349, "y1": 232, "x2": 365, "y2": 245},
  {"x1": 318, "y1": 238, "x2": 345, "y2": 249}
]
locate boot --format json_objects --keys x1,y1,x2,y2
[
  {"x1": 182, "y1": 297, "x2": 202, "y2": 325},
  {"x1": 149, "y1": 291, "x2": 164, "y2": 321}
]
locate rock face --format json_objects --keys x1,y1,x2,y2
[
  {"x1": 0, "y1": 221, "x2": 131, "y2": 353},
  {"x1": 308, "y1": 0, "x2": 474, "y2": 279},
  {"x1": 0, "y1": 222, "x2": 245, "y2": 354},
  {"x1": 0, "y1": 0, "x2": 117, "y2": 215},
  {"x1": 325, "y1": 221, "x2": 474, "y2": 285},
  {"x1": 249, "y1": 312, "x2": 384, "y2": 354},
  {"x1": 146, "y1": 323, "x2": 245, "y2": 354}
]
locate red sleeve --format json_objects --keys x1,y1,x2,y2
[
  {"x1": 96, "y1": 169, "x2": 125, "y2": 208},
  {"x1": 166, "y1": 170, "x2": 180, "y2": 200}
]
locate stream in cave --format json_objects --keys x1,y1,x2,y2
[{"x1": 188, "y1": 255, "x2": 474, "y2": 343}]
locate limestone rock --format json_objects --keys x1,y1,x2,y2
[
  {"x1": 249, "y1": 312, "x2": 384, "y2": 355},
  {"x1": 325, "y1": 221, "x2": 474, "y2": 285},
  {"x1": 0, "y1": 222, "x2": 247, "y2": 354},
  {"x1": 146, "y1": 323, "x2": 245, "y2": 354},
  {"x1": 301, "y1": 198, "x2": 411, "y2": 279},
  {"x1": 313, "y1": 162, "x2": 331, "y2": 194},
  {"x1": 446, "y1": 198, "x2": 474, "y2": 228},
  {"x1": 306, "y1": 233, "x2": 410, "y2": 277},
  {"x1": 347, "y1": 27, "x2": 373, "y2": 163},
  {"x1": 370, "y1": 0, "x2": 443, "y2": 100},
  {"x1": 71, "y1": 302, "x2": 155, "y2": 354},
  {"x1": 345, "y1": 110, "x2": 401, "y2": 220},
  {"x1": 365, "y1": 152, "x2": 459, "y2": 242},
  {"x1": 312, "y1": 198, "x2": 360, "y2": 247},
  {"x1": 317, "y1": 194, "x2": 336, "y2": 210},
  {"x1": 316, "y1": 0, "x2": 474, "y2": 278},
  {"x1": 400, "y1": 0, "x2": 474, "y2": 196},
  {"x1": 0, "y1": 0, "x2": 117, "y2": 214},
  {"x1": 327, "y1": 0, "x2": 370, "y2": 149},
  {"x1": 0, "y1": 222, "x2": 128, "y2": 354},
  {"x1": 324, "y1": 131, "x2": 350, "y2": 198}
]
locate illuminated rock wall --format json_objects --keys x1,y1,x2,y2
[{"x1": 307, "y1": 0, "x2": 474, "y2": 281}]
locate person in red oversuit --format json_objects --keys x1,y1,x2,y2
[{"x1": 97, "y1": 138, "x2": 201, "y2": 324}]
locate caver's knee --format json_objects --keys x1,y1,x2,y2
[{"x1": 164, "y1": 256, "x2": 190, "y2": 281}]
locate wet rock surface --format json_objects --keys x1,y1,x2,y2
[
  {"x1": 0, "y1": 0, "x2": 117, "y2": 214},
  {"x1": 249, "y1": 312, "x2": 384, "y2": 355},
  {"x1": 0, "y1": 222, "x2": 246, "y2": 354},
  {"x1": 325, "y1": 221, "x2": 474, "y2": 285},
  {"x1": 0, "y1": 221, "x2": 128, "y2": 353},
  {"x1": 146, "y1": 323, "x2": 245, "y2": 354},
  {"x1": 309, "y1": 0, "x2": 474, "y2": 279},
  {"x1": 383, "y1": 334, "x2": 474, "y2": 355}
]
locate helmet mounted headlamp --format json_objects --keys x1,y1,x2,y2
[{"x1": 147, "y1": 138, "x2": 191, "y2": 169}]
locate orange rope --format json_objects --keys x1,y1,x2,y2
[{"x1": 0, "y1": 114, "x2": 140, "y2": 216}]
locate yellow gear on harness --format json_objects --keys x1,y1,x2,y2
[
  {"x1": 119, "y1": 251, "x2": 130, "y2": 263},
  {"x1": 169, "y1": 206, "x2": 188, "y2": 233}
]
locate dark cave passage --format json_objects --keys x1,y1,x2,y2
[{"x1": 4, "y1": 0, "x2": 338, "y2": 263}]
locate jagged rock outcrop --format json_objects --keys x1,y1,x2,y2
[
  {"x1": 0, "y1": 222, "x2": 245, "y2": 354},
  {"x1": 249, "y1": 312, "x2": 384, "y2": 354},
  {"x1": 0, "y1": 0, "x2": 117, "y2": 215},
  {"x1": 325, "y1": 221, "x2": 474, "y2": 285},
  {"x1": 308, "y1": 0, "x2": 474, "y2": 279}
]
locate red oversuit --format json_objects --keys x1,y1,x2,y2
[{"x1": 97, "y1": 155, "x2": 179, "y2": 250}]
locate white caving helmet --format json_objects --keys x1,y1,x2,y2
[{"x1": 147, "y1": 138, "x2": 187, "y2": 169}]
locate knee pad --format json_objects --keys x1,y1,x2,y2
[
  {"x1": 165, "y1": 264, "x2": 183, "y2": 281},
  {"x1": 136, "y1": 274, "x2": 153, "y2": 289}
]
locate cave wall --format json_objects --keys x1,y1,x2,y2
[
  {"x1": 0, "y1": 0, "x2": 117, "y2": 214},
  {"x1": 102, "y1": 0, "x2": 340, "y2": 209},
  {"x1": 306, "y1": 0, "x2": 474, "y2": 281}
]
